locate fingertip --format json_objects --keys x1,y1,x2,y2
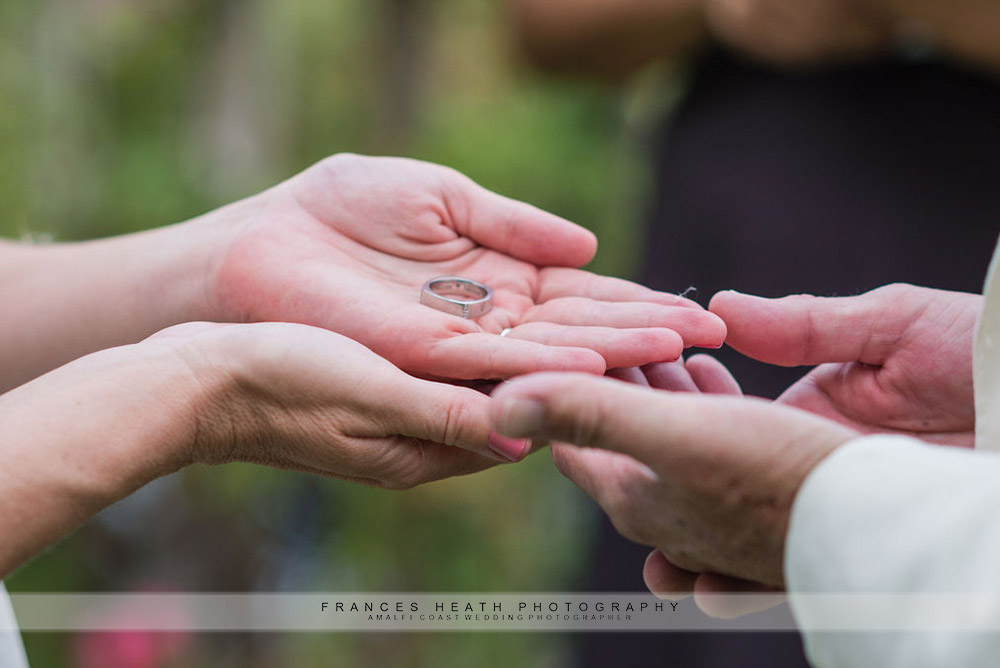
[
  {"x1": 685, "y1": 353, "x2": 718, "y2": 367},
  {"x1": 707, "y1": 289, "x2": 745, "y2": 316},
  {"x1": 490, "y1": 392, "x2": 549, "y2": 439},
  {"x1": 623, "y1": 328, "x2": 684, "y2": 366},
  {"x1": 487, "y1": 431, "x2": 531, "y2": 462},
  {"x1": 577, "y1": 226, "x2": 599, "y2": 264},
  {"x1": 685, "y1": 354, "x2": 743, "y2": 396},
  {"x1": 686, "y1": 311, "x2": 728, "y2": 349},
  {"x1": 693, "y1": 575, "x2": 786, "y2": 619},
  {"x1": 507, "y1": 203, "x2": 596, "y2": 267},
  {"x1": 643, "y1": 549, "x2": 696, "y2": 600},
  {"x1": 534, "y1": 216, "x2": 597, "y2": 267},
  {"x1": 489, "y1": 372, "x2": 583, "y2": 437},
  {"x1": 663, "y1": 328, "x2": 686, "y2": 360}
]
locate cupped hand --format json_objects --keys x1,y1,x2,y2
[
  {"x1": 147, "y1": 321, "x2": 527, "y2": 489},
  {"x1": 706, "y1": 0, "x2": 892, "y2": 68},
  {"x1": 490, "y1": 371, "x2": 856, "y2": 587},
  {"x1": 710, "y1": 284, "x2": 981, "y2": 447},
  {"x1": 208, "y1": 154, "x2": 725, "y2": 380}
]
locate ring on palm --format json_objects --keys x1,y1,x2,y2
[{"x1": 420, "y1": 276, "x2": 494, "y2": 319}]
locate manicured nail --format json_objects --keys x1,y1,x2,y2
[
  {"x1": 487, "y1": 432, "x2": 530, "y2": 463},
  {"x1": 497, "y1": 397, "x2": 546, "y2": 438}
]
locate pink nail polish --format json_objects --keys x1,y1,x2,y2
[{"x1": 487, "y1": 431, "x2": 530, "y2": 463}]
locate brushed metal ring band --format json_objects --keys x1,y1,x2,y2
[{"x1": 420, "y1": 276, "x2": 494, "y2": 319}]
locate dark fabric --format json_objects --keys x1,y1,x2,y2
[{"x1": 579, "y1": 49, "x2": 1000, "y2": 667}]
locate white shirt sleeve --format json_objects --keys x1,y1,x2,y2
[
  {"x1": 0, "y1": 582, "x2": 28, "y2": 668},
  {"x1": 785, "y1": 434, "x2": 1000, "y2": 668}
]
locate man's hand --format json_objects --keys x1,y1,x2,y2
[
  {"x1": 210, "y1": 154, "x2": 725, "y2": 380},
  {"x1": 710, "y1": 284, "x2": 980, "y2": 446},
  {"x1": 489, "y1": 372, "x2": 856, "y2": 587}
]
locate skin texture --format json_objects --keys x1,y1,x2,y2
[
  {"x1": 710, "y1": 284, "x2": 980, "y2": 447},
  {"x1": 1, "y1": 154, "x2": 726, "y2": 579},
  {"x1": 490, "y1": 371, "x2": 855, "y2": 587},
  {"x1": 0, "y1": 153, "x2": 724, "y2": 392},
  {"x1": 212, "y1": 154, "x2": 725, "y2": 380},
  {"x1": 0, "y1": 321, "x2": 510, "y2": 578},
  {"x1": 489, "y1": 283, "x2": 980, "y2": 616}
]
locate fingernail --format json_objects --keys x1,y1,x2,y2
[
  {"x1": 487, "y1": 432, "x2": 530, "y2": 463},
  {"x1": 497, "y1": 397, "x2": 546, "y2": 438}
]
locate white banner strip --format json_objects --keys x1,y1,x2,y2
[{"x1": 4, "y1": 593, "x2": 998, "y2": 632}]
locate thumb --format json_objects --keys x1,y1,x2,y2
[
  {"x1": 490, "y1": 372, "x2": 853, "y2": 471},
  {"x1": 390, "y1": 377, "x2": 530, "y2": 462},
  {"x1": 489, "y1": 372, "x2": 752, "y2": 468},
  {"x1": 709, "y1": 285, "x2": 918, "y2": 367},
  {"x1": 447, "y1": 174, "x2": 597, "y2": 268}
]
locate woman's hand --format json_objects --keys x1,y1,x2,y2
[
  {"x1": 0, "y1": 321, "x2": 520, "y2": 578},
  {"x1": 0, "y1": 154, "x2": 724, "y2": 390},
  {"x1": 150, "y1": 321, "x2": 523, "y2": 479},
  {"x1": 208, "y1": 154, "x2": 725, "y2": 380}
]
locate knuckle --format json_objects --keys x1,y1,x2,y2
[
  {"x1": 440, "y1": 401, "x2": 470, "y2": 447},
  {"x1": 871, "y1": 282, "x2": 916, "y2": 304},
  {"x1": 320, "y1": 151, "x2": 359, "y2": 169},
  {"x1": 314, "y1": 152, "x2": 363, "y2": 180},
  {"x1": 384, "y1": 441, "x2": 433, "y2": 490},
  {"x1": 564, "y1": 395, "x2": 608, "y2": 447}
]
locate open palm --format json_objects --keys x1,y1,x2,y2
[
  {"x1": 211, "y1": 154, "x2": 725, "y2": 379},
  {"x1": 710, "y1": 284, "x2": 980, "y2": 446}
]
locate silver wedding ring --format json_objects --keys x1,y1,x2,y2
[{"x1": 420, "y1": 276, "x2": 494, "y2": 319}]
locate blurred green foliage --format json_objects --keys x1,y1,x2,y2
[{"x1": 2, "y1": 1, "x2": 646, "y2": 666}]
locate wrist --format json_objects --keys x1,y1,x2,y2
[
  {"x1": 142, "y1": 325, "x2": 260, "y2": 466},
  {"x1": 0, "y1": 342, "x2": 222, "y2": 575},
  {"x1": 132, "y1": 196, "x2": 259, "y2": 327}
]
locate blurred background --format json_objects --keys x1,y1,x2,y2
[
  {"x1": 11, "y1": 1, "x2": 998, "y2": 666},
  {"x1": 1, "y1": 0, "x2": 661, "y2": 666}
]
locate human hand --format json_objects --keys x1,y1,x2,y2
[
  {"x1": 710, "y1": 284, "x2": 980, "y2": 447},
  {"x1": 705, "y1": 0, "x2": 892, "y2": 67},
  {"x1": 489, "y1": 371, "x2": 856, "y2": 588},
  {"x1": 568, "y1": 360, "x2": 789, "y2": 617},
  {"x1": 0, "y1": 320, "x2": 523, "y2": 576},
  {"x1": 616, "y1": 358, "x2": 795, "y2": 617},
  {"x1": 206, "y1": 154, "x2": 725, "y2": 380},
  {"x1": 148, "y1": 321, "x2": 526, "y2": 485}
]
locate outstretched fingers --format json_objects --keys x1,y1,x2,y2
[
  {"x1": 524, "y1": 296, "x2": 727, "y2": 349},
  {"x1": 501, "y1": 323, "x2": 685, "y2": 369},
  {"x1": 421, "y1": 333, "x2": 607, "y2": 380}
]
